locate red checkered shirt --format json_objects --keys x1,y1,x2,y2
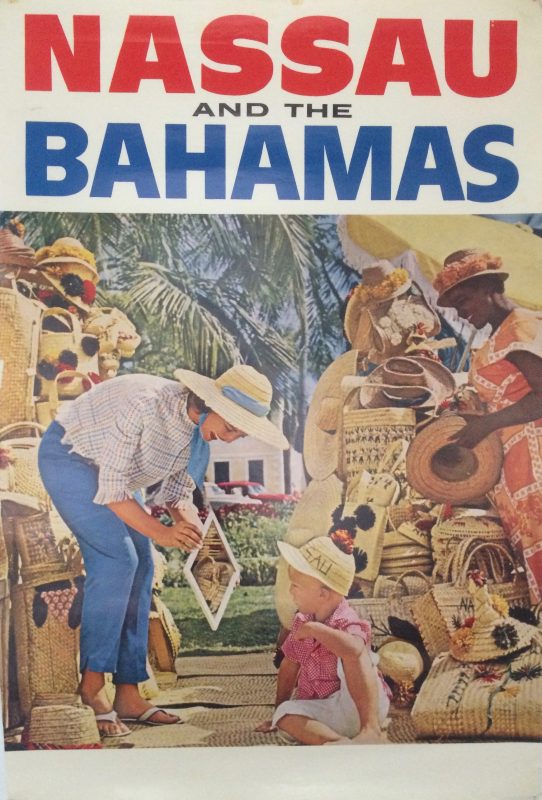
[{"x1": 282, "y1": 599, "x2": 374, "y2": 700}]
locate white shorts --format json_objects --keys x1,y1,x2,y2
[{"x1": 272, "y1": 657, "x2": 390, "y2": 739}]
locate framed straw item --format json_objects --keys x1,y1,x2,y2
[{"x1": 183, "y1": 510, "x2": 240, "y2": 631}]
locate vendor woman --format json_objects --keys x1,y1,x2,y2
[
  {"x1": 434, "y1": 249, "x2": 542, "y2": 603},
  {"x1": 38, "y1": 365, "x2": 288, "y2": 737}
]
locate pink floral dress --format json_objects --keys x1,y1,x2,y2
[{"x1": 471, "y1": 309, "x2": 542, "y2": 602}]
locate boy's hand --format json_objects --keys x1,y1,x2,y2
[
  {"x1": 293, "y1": 621, "x2": 318, "y2": 641},
  {"x1": 254, "y1": 719, "x2": 276, "y2": 733}
]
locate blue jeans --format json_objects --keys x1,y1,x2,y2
[{"x1": 38, "y1": 421, "x2": 153, "y2": 684}]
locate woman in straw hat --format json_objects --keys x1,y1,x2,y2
[
  {"x1": 38, "y1": 365, "x2": 287, "y2": 737},
  {"x1": 434, "y1": 249, "x2": 542, "y2": 603}
]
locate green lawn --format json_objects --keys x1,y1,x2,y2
[{"x1": 161, "y1": 584, "x2": 281, "y2": 655}]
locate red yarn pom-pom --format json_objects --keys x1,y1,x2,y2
[{"x1": 81, "y1": 280, "x2": 96, "y2": 304}]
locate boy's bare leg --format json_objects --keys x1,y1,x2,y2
[
  {"x1": 341, "y1": 650, "x2": 388, "y2": 744},
  {"x1": 277, "y1": 714, "x2": 344, "y2": 745}
]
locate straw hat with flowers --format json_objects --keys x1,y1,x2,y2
[
  {"x1": 35, "y1": 237, "x2": 99, "y2": 313},
  {"x1": 433, "y1": 249, "x2": 509, "y2": 306},
  {"x1": 174, "y1": 364, "x2": 288, "y2": 450}
]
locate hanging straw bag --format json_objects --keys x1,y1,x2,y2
[
  {"x1": 0, "y1": 422, "x2": 49, "y2": 506},
  {"x1": 83, "y1": 306, "x2": 141, "y2": 357},
  {"x1": 11, "y1": 568, "x2": 81, "y2": 720},
  {"x1": 0, "y1": 285, "x2": 42, "y2": 425},
  {"x1": 350, "y1": 569, "x2": 432, "y2": 647},
  {"x1": 38, "y1": 309, "x2": 99, "y2": 400},
  {"x1": 411, "y1": 642, "x2": 542, "y2": 739},
  {"x1": 413, "y1": 541, "x2": 531, "y2": 658},
  {"x1": 35, "y1": 370, "x2": 93, "y2": 427}
]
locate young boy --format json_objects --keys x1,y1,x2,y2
[{"x1": 256, "y1": 536, "x2": 390, "y2": 745}]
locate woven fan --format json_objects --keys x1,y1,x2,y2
[{"x1": 183, "y1": 510, "x2": 240, "y2": 631}]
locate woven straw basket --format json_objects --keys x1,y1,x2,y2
[
  {"x1": 412, "y1": 644, "x2": 542, "y2": 739},
  {"x1": 350, "y1": 570, "x2": 432, "y2": 647},
  {"x1": 341, "y1": 406, "x2": 416, "y2": 484},
  {"x1": 432, "y1": 516, "x2": 508, "y2": 581},
  {"x1": 148, "y1": 594, "x2": 182, "y2": 672},
  {"x1": 11, "y1": 572, "x2": 80, "y2": 719},
  {"x1": 413, "y1": 541, "x2": 531, "y2": 658},
  {"x1": 0, "y1": 422, "x2": 49, "y2": 506},
  {"x1": 14, "y1": 510, "x2": 67, "y2": 579},
  {"x1": 26, "y1": 702, "x2": 100, "y2": 747},
  {"x1": 38, "y1": 309, "x2": 99, "y2": 400},
  {"x1": 0, "y1": 286, "x2": 41, "y2": 425},
  {"x1": 194, "y1": 556, "x2": 235, "y2": 614}
]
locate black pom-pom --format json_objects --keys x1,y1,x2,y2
[
  {"x1": 508, "y1": 606, "x2": 539, "y2": 627},
  {"x1": 68, "y1": 575, "x2": 85, "y2": 630},
  {"x1": 331, "y1": 504, "x2": 344, "y2": 527},
  {"x1": 60, "y1": 273, "x2": 84, "y2": 297},
  {"x1": 43, "y1": 292, "x2": 71, "y2": 310},
  {"x1": 32, "y1": 591, "x2": 48, "y2": 628},
  {"x1": 16, "y1": 280, "x2": 32, "y2": 298},
  {"x1": 353, "y1": 547, "x2": 368, "y2": 573},
  {"x1": 37, "y1": 359, "x2": 58, "y2": 380},
  {"x1": 388, "y1": 617, "x2": 426, "y2": 650},
  {"x1": 354, "y1": 504, "x2": 376, "y2": 531},
  {"x1": 58, "y1": 350, "x2": 78, "y2": 368},
  {"x1": 81, "y1": 335, "x2": 99, "y2": 357},
  {"x1": 348, "y1": 584, "x2": 365, "y2": 599},
  {"x1": 492, "y1": 623, "x2": 519, "y2": 650}
]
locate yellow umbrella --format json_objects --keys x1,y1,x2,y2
[{"x1": 344, "y1": 215, "x2": 542, "y2": 311}]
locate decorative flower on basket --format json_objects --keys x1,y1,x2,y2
[{"x1": 349, "y1": 268, "x2": 410, "y2": 306}]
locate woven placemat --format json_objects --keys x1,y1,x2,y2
[
  {"x1": 176, "y1": 652, "x2": 276, "y2": 677},
  {"x1": 105, "y1": 705, "x2": 289, "y2": 748},
  {"x1": 158, "y1": 674, "x2": 276, "y2": 707}
]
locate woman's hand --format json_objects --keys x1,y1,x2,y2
[
  {"x1": 449, "y1": 414, "x2": 496, "y2": 449},
  {"x1": 155, "y1": 521, "x2": 202, "y2": 552}
]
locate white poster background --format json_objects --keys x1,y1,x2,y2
[{"x1": 1, "y1": 0, "x2": 542, "y2": 797}]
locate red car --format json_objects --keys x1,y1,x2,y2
[{"x1": 216, "y1": 481, "x2": 298, "y2": 504}]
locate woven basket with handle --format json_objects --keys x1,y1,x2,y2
[
  {"x1": 0, "y1": 422, "x2": 49, "y2": 506},
  {"x1": 431, "y1": 516, "x2": 508, "y2": 582},
  {"x1": 412, "y1": 540, "x2": 530, "y2": 658},
  {"x1": 350, "y1": 569, "x2": 432, "y2": 647}
]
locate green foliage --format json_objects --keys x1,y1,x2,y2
[{"x1": 161, "y1": 585, "x2": 280, "y2": 655}]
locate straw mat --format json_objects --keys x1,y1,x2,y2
[
  {"x1": 158, "y1": 674, "x2": 276, "y2": 707},
  {"x1": 176, "y1": 652, "x2": 276, "y2": 677}
]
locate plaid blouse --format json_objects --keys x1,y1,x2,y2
[
  {"x1": 282, "y1": 600, "x2": 373, "y2": 700},
  {"x1": 56, "y1": 374, "x2": 196, "y2": 508}
]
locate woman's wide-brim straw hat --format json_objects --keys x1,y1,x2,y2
[
  {"x1": 406, "y1": 414, "x2": 503, "y2": 504},
  {"x1": 359, "y1": 356, "x2": 455, "y2": 410},
  {"x1": 450, "y1": 579, "x2": 539, "y2": 663},
  {"x1": 433, "y1": 249, "x2": 509, "y2": 306},
  {"x1": 35, "y1": 237, "x2": 99, "y2": 312},
  {"x1": 277, "y1": 536, "x2": 355, "y2": 596},
  {"x1": 304, "y1": 350, "x2": 359, "y2": 480},
  {"x1": 344, "y1": 260, "x2": 412, "y2": 345},
  {"x1": 174, "y1": 364, "x2": 288, "y2": 450}
]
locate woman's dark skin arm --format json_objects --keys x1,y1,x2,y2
[{"x1": 451, "y1": 350, "x2": 542, "y2": 448}]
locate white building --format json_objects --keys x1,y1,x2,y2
[{"x1": 206, "y1": 436, "x2": 306, "y2": 494}]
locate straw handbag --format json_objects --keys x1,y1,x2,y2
[
  {"x1": 413, "y1": 542, "x2": 531, "y2": 658},
  {"x1": 341, "y1": 405, "x2": 416, "y2": 484},
  {"x1": 350, "y1": 570, "x2": 432, "y2": 647},
  {"x1": 411, "y1": 642, "x2": 542, "y2": 739},
  {"x1": 83, "y1": 306, "x2": 141, "y2": 356},
  {"x1": 193, "y1": 556, "x2": 236, "y2": 614},
  {"x1": 0, "y1": 514, "x2": 9, "y2": 727},
  {"x1": 13, "y1": 509, "x2": 68, "y2": 582},
  {"x1": 0, "y1": 285, "x2": 41, "y2": 425},
  {"x1": 0, "y1": 422, "x2": 49, "y2": 506},
  {"x1": 148, "y1": 593, "x2": 182, "y2": 672},
  {"x1": 11, "y1": 569, "x2": 81, "y2": 720},
  {"x1": 38, "y1": 308, "x2": 99, "y2": 400},
  {"x1": 431, "y1": 516, "x2": 509, "y2": 582},
  {"x1": 35, "y1": 370, "x2": 93, "y2": 426}
]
